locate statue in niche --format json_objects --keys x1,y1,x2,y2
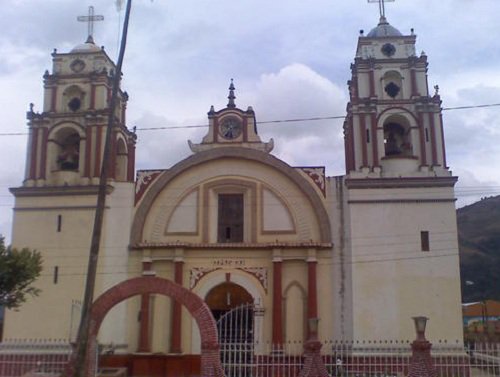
[{"x1": 57, "y1": 134, "x2": 80, "y2": 170}]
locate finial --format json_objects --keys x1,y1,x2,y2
[
  {"x1": 434, "y1": 85, "x2": 439, "y2": 96},
  {"x1": 360, "y1": 29, "x2": 364, "y2": 36},
  {"x1": 29, "y1": 103, "x2": 34, "y2": 113},
  {"x1": 77, "y1": 6, "x2": 104, "y2": 42},
  {"x1": 227, "y1": 79, "x2": 236, "y2": 108},
  {"x1": 368, "y1": 0, "x2": 395, "y2": 20}
]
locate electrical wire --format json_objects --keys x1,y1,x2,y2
[{"x1": 1, "y1": 102, "x2": 499, "y2": 136}]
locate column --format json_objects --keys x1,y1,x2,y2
[
  {"x1": 138, "y1": 260, "x2": 152, "y2": 353},
  {"x1": 307, "y1": 250, "x2": 318, "y2": 339},
  {"x1": 170, "y1": 259, "x2": 184, "y2": 353},
  {"x1": 272, "y1": 253, "x2": 283, "y2": 346}
]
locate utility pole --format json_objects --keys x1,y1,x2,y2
[{"x1": 66, "y1": 1, "x2": 133, "y2": 376}]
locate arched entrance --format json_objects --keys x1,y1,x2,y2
[
  {"x1": 206, "y1": 281, "x2": 253, "y2": 321},
  {"x1": 67, "y1": 276, "x2": 224, "y2": 377},
  {"x1": 207, "y1": 282, "x2": 255, "y2": 376}
]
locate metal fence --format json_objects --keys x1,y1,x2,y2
[
  {"x1": 0, "y1": 339, "x2": 498, "y2": 377},
  {"x1": 0, "y1": 340, "x2": 72, "y2": 377},
  {"x1": 220, "y1": 341, "x2": 500, "y2": 377}
]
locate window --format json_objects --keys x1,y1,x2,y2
[
  {"x1": 57, "y1": 215, "x2": 62, "y2": 232},
  {"x1": 421, "y1": 231, "x2": 430, "y2": 251},
  {"x1": 218, "y1": 194, "x2": 244, "y2": 243},
  {"x1": 53, "y1": 266, "x2": 59, "y2": 284}
]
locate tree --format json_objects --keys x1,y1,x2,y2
[{"x1": 0, "y1": 236, "x2": 42, "y2": 309}]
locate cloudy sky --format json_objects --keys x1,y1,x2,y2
[{"x1": 1, "y1": 0, "x2": 500, "y2": 242}]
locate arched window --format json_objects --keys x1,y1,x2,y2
[
  {"x1": 383, "y1": 116, "x2": 413, "y2": 157},
  {"x1": 382, "y1": 71, "x2": 403, "y2": 100},
  {"x1": 55, "y1": 129, "x2": 81, "y2": 170},
  {"x1": 62, "y1": 85, "x2": 85, "y2": 112}
]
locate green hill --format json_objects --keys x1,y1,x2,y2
[{"x1": 458, "y1": 195, "x2": 500, "y2": 302}]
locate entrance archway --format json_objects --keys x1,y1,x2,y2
[
  {"x1": 68, "y1": 276, "x2": 224, "y2": 377},
  {"x1": 206, "y1": 282, "x2": 253, "y2": 321}
]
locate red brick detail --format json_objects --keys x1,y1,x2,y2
[
  {"x1": 135, "y1": 170, "x2": 163, "y2": 205},
  {"x1": 408, "y1": 340, "x2": 437, "y2": 377},
  {"x1": 170, "y1": 261, "x2": 184, "y2": 354},
  {"x1": 360, "y1": 115, "x2": 368, "y2": 167},
  {"x1": 298, "y1": 340, "x2": 329, "y2": 377},
  {"x1": 272, "y1": 261, "x2": 283, "y2": 345},
  {"x1": 307, "y1": 261, "x2": 318, "y2": 338},
  {"x1": 67, "y1": 276, "x2": 224, "y2": 377}
]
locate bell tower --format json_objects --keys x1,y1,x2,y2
[
  {"x1": 24, "y1": 34, "x2": 135, "y2": 187},
  {"x1": 6, "y1": 13, "x2": 136, "y2": 344},
  {"x1": 338, "y1": 5, "x2": 463, "y2": 343},
  {"x1": 344, "y1": 12, "x2": 448, "y2": 178}
]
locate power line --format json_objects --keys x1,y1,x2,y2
[{"x1": 1, "y1": 102, "x2": 500, "y2": 136}]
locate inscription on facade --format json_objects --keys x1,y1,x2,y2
[{"x1": 212, "y1": 259, "x2": 246, "y2": 267}]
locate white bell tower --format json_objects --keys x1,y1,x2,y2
[{"x1": 338, "y1": 4, "x2": 464, "y2": 343}]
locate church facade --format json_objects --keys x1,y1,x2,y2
[{"x1": 4, "y1": 12, "x2": 463, "y2": 356}]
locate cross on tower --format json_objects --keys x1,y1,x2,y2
[
  {"x1": 77, "y1": 6, "x2": 104, "y2": 41},
  {"x1": 367, "y1": 0, "x2": 395, "y2": 18}
]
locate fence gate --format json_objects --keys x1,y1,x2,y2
[{"x1": 217, "y1": 303, "x2": 255, "y2": 377}]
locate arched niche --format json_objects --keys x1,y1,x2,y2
[
  {"x1": 62, "y1": 85, "x2": 86, "y2": 113},
  {"x1": 382, "y1": 70, "x2": 404, "y2": 100},
  {"x1": 49, "y1": 124, "x2": 84, "y2": 172},
  {"x1": 382, "y1": 114, "x2": 413, "y2": 157}
]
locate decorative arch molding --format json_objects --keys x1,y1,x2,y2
[
  {"x1": 377, "y1": 107, "x2": 419, "y2": 126},
  {"x1": 66, "y1": 276, "x2": 224, "y2": 377},
  {"x1": 48, "y1": 120, "x2": 86, "y2": 139},
  {"x1": 131, "y1": 147, "x2": 332, "y2": 245}
]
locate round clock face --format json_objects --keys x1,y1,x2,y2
[
  {"x1": 381, "y1": 43, "x2": 396, "y2": 57},
  {"x1": 220, "y1": 117, "x2": 242, "y2": 139}
]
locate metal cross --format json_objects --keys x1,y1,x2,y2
[
  {"x1": 367, "y1": 0, "x2": 395, "y2": 18},
  {"x1": 77, "y1": 6, "x2": 104, "y2": 39}
]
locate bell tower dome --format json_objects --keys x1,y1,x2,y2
[{"x1": 343, "y1": 13, "x2": 449, "y2": 178}]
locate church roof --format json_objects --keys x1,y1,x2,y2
[{"x1": 366, "y1": 16, "x2": 402, "y2": 37}]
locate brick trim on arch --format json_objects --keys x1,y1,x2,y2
[
  {"x1": 67, "y1": 276, "x2": 224, "y2": 377},
  {"x1": 130, "y1": 147, "x2": 332, "y2": 245}
]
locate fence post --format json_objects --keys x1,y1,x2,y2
[
  {"x1": 299, "y1": 318, "x2": 329, "y2": 377},
  {"x1": 408, "y1": 316, "x2": 437, "y2": 377}
]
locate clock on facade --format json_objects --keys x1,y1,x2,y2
[
  {"x1": 381, "y1": 43, "x2": 396, "y2": 57},
  {"x1": 220, "y1": 117, "x2": 242, "y2": 139}
]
